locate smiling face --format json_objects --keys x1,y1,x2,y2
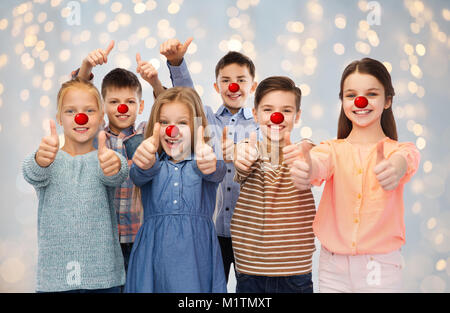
[
  {"x1": 342, "y1": 71, "x2": 392, "y2": 131},
  {"x1": 253, "y1": 90, "x2": 300, "y2": 146},
  {"x1": 158, "y1": 101, "x2": 193, "y2": 162},
  {"x1": 58, "y1": 88, "x2": 103, "y2": 147},
  {"x1": 214, "y1": 63, "x2": 257, "y2": 114},
  {"x1": 104, "y1": 87, "x2": 144, "y2": 134}
]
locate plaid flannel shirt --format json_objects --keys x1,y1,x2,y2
[{"x1": 104, "y1": 122, "x2": 146, "y2": 243}]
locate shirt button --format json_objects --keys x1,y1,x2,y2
[
  {"x1": 174, "y1": 182, "x2": 179, "y2": 187},
  {"x1": 174, "y1": 167, "x2": 179, "y2": 171},
  {"x1": 225, "y1": 207, "x2": 230, "y2": 211},
  {"x1": 352, "y1": 242, "x2": 356, "y2": 247},
  {"x1": 357, "y1": 193, "x2": 362, "y2": 199},
  {"x1": 173, "y1": 200, "x2": 178, "y2": 204},
  {"x1": 358, "y1": 169, "x2": 362, "y2": 174},
  {"x1": 354, "y1": 219, "x2": 359, "y2": 224},
  {"x1": 227, "y1": 187, "x2": 231, "y2": 191},
  {"x1": 227, "y1": 169, "x2": 231, "y2": 173}
]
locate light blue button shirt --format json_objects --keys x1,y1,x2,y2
[{"x1": 167, "y1": 60, "x2": 259, "y2": 237}]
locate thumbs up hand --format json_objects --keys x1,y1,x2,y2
[
  {"x1": 373, "y1": 141, "x2": 402, "y2": 191},
  {"x1": 98, "y1": 131, "x2": 121, "y2": 177},
  {"x1": 83, "y1": 40, "x2": 115, "y2": 68},
  {"x1": 160, "y1": 37, "x2": 194, "y2": 66},
  {"x1": 136, "y1": 53, "x2": 160, "y2": 87},
  {"x1": 234, "y1": 132, "x2": 258, "y2": 172},
  {"x1": 196, "y1": 126, "x2": 217, "y2": 175},
  {"x1": 35, "y1": 120, "x2": 60, "y2": 168},
  {"x1": 282, "y1": 131, "x2": 302, "y2": 167},
  {"x1": 222, "y1": 127, "x2": 235, "y2": 163},
  {"x1": 289, "y1": 140, "x2": 314, "y2": 191},
  {"x1": 132, "y1": 123, "x2": 161, "y2": 170}
]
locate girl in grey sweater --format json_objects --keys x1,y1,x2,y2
[{"x1": 22, "y1": 78, "x2": 129, "y2": 292}]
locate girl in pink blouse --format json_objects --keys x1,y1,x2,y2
[{"x1": 290, "y1": 58, "x2": 420, "y2": 292}]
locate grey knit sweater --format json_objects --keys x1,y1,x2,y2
[{"x1": 22, "y1": 150, "x2": 129, "y2": 292}]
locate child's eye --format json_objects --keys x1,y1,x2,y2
[
  {"x1": 128, "y1": 100, "x2": 136, "y2": 104},
  {"x1": 160, "y1": 120, "x2": 168, "y2": 125},
  {"x1": 346, "y1": 94, "x2": 356, "y2": 99},
  {"x1": 65, "y1": 109, "x2": 74, "y2": 114},
  {"x1": 178, "y1": 121, "x2": 188, "y2": 125},
  {"x1": 87, "y1": 109, "x2": 96, "y2": 113},
  {"x1": 367, "y1": 92, "x2": 378, "y2": 97}
]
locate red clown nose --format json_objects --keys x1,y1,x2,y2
[
  {"x1": 354, "y1": 96, "x2": 369, "y2": 108},
  {"x1": 74, "y1": 113, "x2": 89, "y2": 125},
  {"x1": 165, "y1": 125, "x2": 179, "y2": 138},
  {"x1": 117, "y1": 104, "x2": 129, "y2": 114},
  {"x1": 228, "y1": 83, "x2": 240, "y2": 93},
  {"x1": 270, "y1": 112, "x2": 284, "y2": 124}
]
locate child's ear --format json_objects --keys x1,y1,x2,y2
[
  {"x1": 56, "y1": 113, "x2": 62, "y2": 126},
  {"x1": 214, "y1": 82, "x2": 220, "y2": 94},
  {"x1": 250, "y1": 81, "x2": 257, "y2": 93},
  {"x1": 252, "y1": 107, "x2": 258, "y2": 123},
  {"x1": 384, "y1": 97, "x2": 392, "y2": 110},
  {"x1": 295, "y1": 109, "x2": 301, "y2": 124},
  {"x1": 139, "y1": 99, "x2": 144, "y2": 114}
]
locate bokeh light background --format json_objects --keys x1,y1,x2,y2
[{"x1": 0, "y1": 0, "x2": 449, "y2": 293}]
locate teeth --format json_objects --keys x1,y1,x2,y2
[
  {"x1": 354, "y1": 110, "x2": 371, "y2": 115},
  {"x1": 74, "y1": 127, "x2": 88, "y2": 131},
  {"x1": 269, "y1": 125, "x2": 283, "y2": 130}
]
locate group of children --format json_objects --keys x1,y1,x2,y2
[{"x1": 23, "y1": 36, "x2": 420, "y2": 293}]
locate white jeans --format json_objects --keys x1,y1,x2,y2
[{"x1": 319, "y1": 246, "x2": 404, "y2": 293}]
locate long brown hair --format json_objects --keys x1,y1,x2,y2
[
  {"x1": 337, "y1": 58, "x2": 398, "y2": 140},
  {"x1": 143, "y1": 87, "x2": 210, "y2": 154},
  {"x1": 134, "y1": 87, "x2": 210, "y2": 210}
]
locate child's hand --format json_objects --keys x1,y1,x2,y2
[
  {"x1": 98, "y1": 131, "x2": 121, "y2": 177},
  {"x1": 196, "y1": 126, "x2": 217, "y2": 175},
  {"x1": 35, "y1": 120, "x2": 59, "y2": 168},
  {"x1": 132, "y1": 123, "x2": 160, "y2": 170},
  {"x1": 136, "y1": 53, "x2": 160, "y2": 87},
  {"x1": 82, "y1": 40, "x2": 115, "y2": 68},
  {"x1": 234, "y1": 132, "x2": 258, "y2": 172},
  {"x1": 374, "y1": 141, "x2": 403, "y2": 191},
  {"x1": 282, "y1": 131, "x2": 302, "y2": 167},
  {"x1": 289, "y1": 141, "x2": 314, "y2": 191},
  {"x1": 160, "y1": 37, "x2": 194, "y2": 66},
  {"x1": 222, "y1": 127, "x2": 235, "y2": 163}
]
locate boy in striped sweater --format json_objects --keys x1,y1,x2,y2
[{"x1": 231, "y1": 76, "x2": 316, "y2": 293}]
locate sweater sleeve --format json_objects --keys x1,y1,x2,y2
[
  {"x1": 22, "y1": 151, "x2": 53, "y2": 189},
  {"x1": 129, "y1": 154, "x2": 162, "y2": 187},
  {"x1": 98, "y1": 152, "x2": 129, "y2": 187}
]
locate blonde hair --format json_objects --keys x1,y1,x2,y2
[
  {"x1": 144, "y1": 87, "x2": 210, "y2": 154},
  {"x1": 56, "y1": 77, "x2": 103, "y2": 120}
]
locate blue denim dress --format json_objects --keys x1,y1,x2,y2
[{"x1": 124, "y1": 152, "x2": 227, "y2": 293}]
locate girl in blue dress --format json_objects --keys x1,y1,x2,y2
[{"x1": 124, "y1": 87, "x2": 227, "y2": 292}]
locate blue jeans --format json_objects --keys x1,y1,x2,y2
[{"x1": 236, "y1": 272, "x2": 313, "y2": 293}]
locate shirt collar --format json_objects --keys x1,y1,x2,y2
[
  {"x1": 217, "y1": 105, "x2": 253, "y2": 120},
  {"x1": 105, "y1": 124, "x2": 135, "y2": 138},
  {"x1": 158, "y1": 151, "x2": 194, "y2": 163}
]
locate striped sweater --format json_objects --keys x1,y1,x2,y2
[{"x1": 230, "y1": 144, "x2": 316, "y2": 276}]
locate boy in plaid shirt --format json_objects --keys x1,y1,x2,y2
[{"x1": 73, "y1": 41, "x2": 165, "y2": 276}]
